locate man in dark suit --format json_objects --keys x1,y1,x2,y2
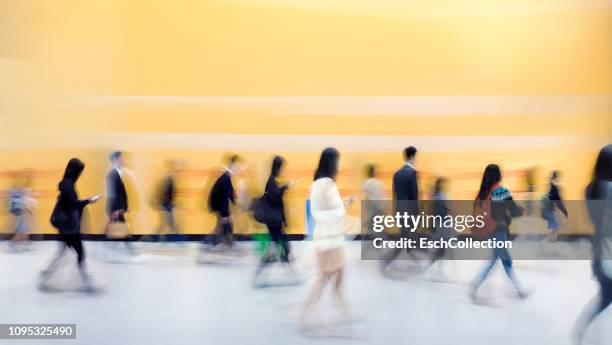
[
  {"x1": 383, "y1": 146, "x2": 420, "y2": 270},
  {"x1": 206, "y1": 154, "x2": 241, "y2": 249},
  {"x1": 107, "y1": 151, "x2": 128, "y2": 221},
  {"x1": 393, "y1": 146, "x2": 419, "y2": 215},
  {"x1": 106, "y1": 151, "x2": 136, "y2": 254}
]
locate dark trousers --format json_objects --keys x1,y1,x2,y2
[
  {"x1": 592, "y1": 261, "x2": 612, "y2": 320},
  {"x1": 210, "y1": 213, "x2": 233, "y2": 247},
  {"x1": 267, "y1": 223, "x2": 290, "y2": 262},
  {"x1": 255, "y1": 223, "x2": 290, "y2": 277},
  {"x1": 41, "y1": 233, "x2": 89, "y2": 284},
  {"x1": 61, "y1": 233, "x2": 85, "y2": 264}
]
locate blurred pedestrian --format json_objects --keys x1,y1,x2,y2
[
  {"x1": 469, "y1": 164, "x2": 529, "y2": 300},
  {"x1": 7, "y1": 170, "x2": 36, "y2": 252},
  {"x1": 299, "y1": 148, "x2": 356, "y2": 326},
  {"x1": 106, "y1": 151, "x2": 136, "y2": 254},
  {"x1": 205, "y1": 154, "x2": 241, "y2": 250},
  {"x1": 541, "y1": 170, "x2": 568, "y2": 241},
  {"x1": 40, "y1": 158, "x2": 101, "y2": 292},
  {"x1": 252, "y1": 155, "x2": 297, "y2": 286},
  {"x1": 382, "y1": 146, "x2": 421, "y2": 271},
  {"x1": 574, "y1": 144, "x2": 612, "y2": 344}
]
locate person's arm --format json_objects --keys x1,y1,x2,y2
[{"x1": 411, "y1": 171, "x2": 419, "y2": 201}]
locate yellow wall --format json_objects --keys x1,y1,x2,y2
[{"x1": 1, "y1": 0, "x2": 611, "y2": 235}]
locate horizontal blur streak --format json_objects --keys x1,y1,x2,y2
[
  {"x1": 90, "y1": 94, "x2": 612, "y2": 116},
  {"x1": 0, "y1": 133, "x2": 597, "y2": 151}
]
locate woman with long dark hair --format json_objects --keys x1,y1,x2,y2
[
  {"x1": 40, "y1": 158, "x2": 100, "y2": 292},
  {"x1": 253, "y1": 155, "x2": 296, "y2": 284},
  {"x1": 469, "y1": 164, "x2": 529, "y2": 300},
  {"x1": 299, "y1": 148, "x2": 356, "y2": 326},
  {"x1": 574, "y1": 144, "x2": 612, "y2": 343}
]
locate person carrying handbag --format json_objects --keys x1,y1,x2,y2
[
  {"x1": 252, "y1": 156, "x2": 297, "y2": 286},
  {"x1": 40, "y1": 158, "x2": 101, "y2": 292}
]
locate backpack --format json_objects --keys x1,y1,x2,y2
[
  {"x1": 472, "y1": 195, "x2": 497, "y2": 239},
  {"x1": 8, "y1": 190, "x2": 25, "y2": 216}
]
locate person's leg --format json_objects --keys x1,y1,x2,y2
[
  {"x1": 470, "y1": 249, "x2": 500, "y2": 297},
  {"x1": 254, "y1": 224, "x2": 278, "y2": 279},
  {"x1": 497, "y1": 246, "x2": 527, "y2": 297},
  {"x1": 167, "y1": 208, "x2": 179, "y2": 234},
  {"x1": 331, "y1": 268, "x2": 352, "y2": 321},
  {"x1": 73, "y1": 236, "x2": 93, "y2": 288},
  {"x1": 40, "y1": 238, "x2": 69, "y2": 283},
  {"x1": 279, "y1": 229, "x2": 291, "y2": 263},
  {"x1": 574, "y1": 277, "x2": 612, "y2": 343},
  {"x1": 546, "y1": 212, "x2": 559, "y2": 241},
  {"x1": 268, "y1": 225, "x2": 289, "y2": 262},
  {"x1": 10, "y1": 214, "x2": 26, "y2": 245},
  {"x1": 381, "y1": 233, "x2": 404, "y2": 269},
  {"x1": 209, "y1": 214, "x2": 222, "y2": 246},
  {"x1": 299, "y1": 272, "x2": 332, "y2": 325},
  {"x1": 222, "y1": 217, "x2": 233, "y2": 248}
]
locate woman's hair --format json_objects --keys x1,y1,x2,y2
[
  {"x1": 270, "y1": 155, "x2": 284, "y2": 177},
  {"x1": 433, "y1": 177, "x2": 447, "y2": 195},
  {"x1": 476, "y1": 164, "x2": 501, "y2": 202},
  {"x1": 593, "y1": 144, "x2": 612, "y2": 182},
  {"x1": 63, "y1": 158, "x2": 85, "y2": 183},
  {"x1": 587, "y1": 144, "x2": 612, "y2": 199},
  {"x1": 365, "y1": 164, "x2": 376, "y2": 178},
  {"x1": 314, "y1": 147, "x2": 340, "y2": 181}
]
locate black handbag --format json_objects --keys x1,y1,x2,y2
[
  {"x1": 251, "y1": 195, "x2": 271, "y2": 224},
  {"x1": 50, "y1": 198, "x2": 79, "y2": 234},
  {"x1": 251, "y1": 194, "x2": 284, "y2": 225}
]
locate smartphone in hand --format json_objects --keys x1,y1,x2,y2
[{"x1": 89, "y1": 195, "x2": 102, "y2": 203}]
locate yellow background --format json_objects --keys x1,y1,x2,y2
[{"x1": 1, "y1": 0, "x2": 611, "y2": 235}]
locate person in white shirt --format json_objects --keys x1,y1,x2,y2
[{"x1": 299, "y1": 148, "x2": 356, "y2": 326}]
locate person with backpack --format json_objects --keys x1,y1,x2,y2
[
  {"x1": 574, "y1": 144, "x2": 612, "y2": 343},
  {"x1": 40, "y1": 158, "x2": 101, "y2": 292},
  {"x1": 541, "y1": 170, "x2": 569, "y2": 241},
  {"x1": 7, "y1": 170, "x2": 36, "y2": 252},
  {"x1": 469, "y1": 164, "x2": 530, "y2": 300},
  {"x1": 252, "y1": 156, "x2": 297, "y2": 286}
]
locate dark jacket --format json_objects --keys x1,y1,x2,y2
[
  {"x1": 548, "y1": 183, "x2": 568, "y2": 217},
  {"x1": 393, "y1": 164, "x2": 419, "y2": 214},
  {"x1": 160, "y1": 175, "x2": 175, "y2": 211},
  {"x1": 263, "y1": 176, "x2": 288, "y2": 227},
  {"x1": 53, "y1": 179, "x2": 90, "y2": 234},
  {"x1": 208, "y1": 171, "x2": 235, "y2": 217},
  {"x1": 106, "y1": 169, "x2": 128, "y2": 215}
]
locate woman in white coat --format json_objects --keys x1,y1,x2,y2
[{"x1": 299, "y1": 147, "x2": 356, "y2": 325}]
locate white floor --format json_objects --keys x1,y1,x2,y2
[{"x1": 0, "y1": 241, "x2": 610, "y2": 345}]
